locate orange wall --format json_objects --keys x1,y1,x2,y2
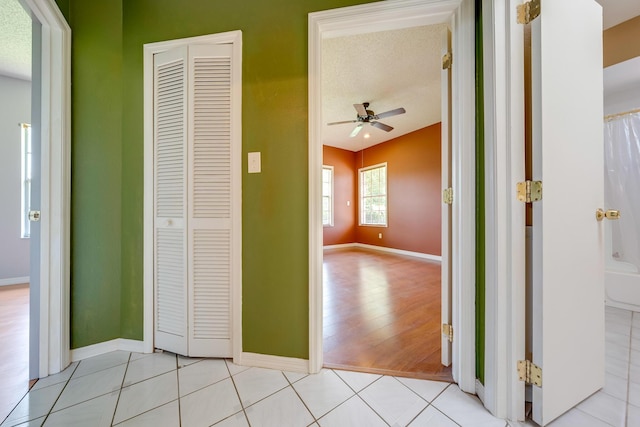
[
  {"x1": 323, "y1": 123, "x2": 441, "y2": 256},
  {"x1": 323, "y1": 146, "x2": 357, "y2": 245},
  {"x1": 603, "y1": 15, "x2": 640, "y2": 67}
]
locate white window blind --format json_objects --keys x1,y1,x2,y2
[
  {"x1": 322, "y1": 165, "x2": 333, "y2": 226},
  {"x1": 20, "y1": 123, "x2": 32, "y2": 239}
]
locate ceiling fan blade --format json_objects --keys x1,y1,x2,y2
[
  {"x1": 350, "y1": 124, "x2": 364, "y2": 137},
  {"x1": 353, "y1": 103, "x2": 368, "y2": 117},
  {"x1": 371, "y1": 121, "x2": 393, "y2": 132},
  {"x1": 327, "y1": 120, "x2": 357, "y2": 126},
  {"x1": 374, "y1": 107, "x2": 406, "y2": 120}
]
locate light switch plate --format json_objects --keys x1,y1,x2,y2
[{"x1": 248, "y1": 152, "x2": 261, "y2": 173}]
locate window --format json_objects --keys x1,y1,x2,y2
[
  {"x1": 322, "y1": 166, "x2": 334, "y2": 226},
  {"x1": 21, "y1": 123, "x2": 32, "y2": 238},
  {"x1": 359, "y1": 163, "x2": 387, "y2": 226}
]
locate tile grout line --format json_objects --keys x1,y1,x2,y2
[
  {"x1": 224, "y1": 359, "x2": 252, "y2": 427},
  {"x1": 40, "y1": 358, "x2": 81, "y2": 426},
  {"x1": 351, "y1": 374, "x2": 392, "y2": 426},
  {"x1": 111, "y1": 353, "x2": 185, "y2": 426},
  {"x1": 109, "y1": 352, "x2": 133, "y2": 426},
  {"x1": 0, "y1": 361, "x2": 79, "y2": 426},
  {"x1": 403, "y1": 383, "x2": 462, "y2": 427},
  {"x1": 285, "y1": 371, "x2": 321, "y2": 425},
  {"x1": 174, "y1": 354, "x2": 182, "y2": 427}
]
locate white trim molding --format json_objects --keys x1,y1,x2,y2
[
  {"x1": 143, "y1": 31, "x2": 243, "y2": 360},
  {"x1": 308, "y1": 0, "x2": 476, "y2": 392},
  {"x1": 324, "y1": 243, "x2": 442, "y2": 262},
  {"x1": 71, "y1": 339, "x2": 146, "y2": 362},
  {"x1": 237, "y1": 353, "x2": 309, "y2": 374},
  {"x1": 21, "y1": 0, "x2": 72, "y2": 378},
  {"x1": 481, "y1": 0, "x2": 526, "y2": 421},
  {"x1": 0, "y1": 276, "x2": 30, "y2": 287}
]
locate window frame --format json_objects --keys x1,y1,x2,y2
[
  {"x1": 322, "y1": 165, "x2": 334, "y2": 227},
  {"x1": 358, "y1": 162, "x2": 387, "y2": 227},
  {"x1": 20, "y1": 123, "x2": 32, "y2": 239}
]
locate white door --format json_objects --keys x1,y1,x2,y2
[
  {"x1": 153, "y1": 43, "x2": 236, "y2": 358},
  {"x1": 530, "y1": 0, "x2": 604, "y2": 424},
  {"x1": 441, "y1": 29, "x2": 452, "y2": 367},
  {"x1": 153, "y1": 47, "x2": 189, "y2": 355},
  {"x1": 186, "y1": 44, "x2": 234, "y2": 357}
]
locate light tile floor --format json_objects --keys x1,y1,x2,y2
[
  {"x1": 0, "y1": 351, "x2": 505, "y2": 427},
  {"x1": 510, "y1": 306, "x2": 640, "y2": 427},
  {"x1": 1, "y1": 305, "x2": 637, "y2": 427}
]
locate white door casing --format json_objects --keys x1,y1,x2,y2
[
  {"x1": 144, "y1": 32, "x2": 242, "y2": 360},
  {"x1": 481, "y1": 0, "x2": 527, "y2": 420},
  {"x1": 530, "y1": 0, "x2": 604, "y2": 424},
  {"x1": 20, "y1": 0, "x2": 72, "y2": 378},
  {"x1": 308, "y1": 0, "x2": 476, "y2": 390},
  {"x1": 441, "y1": 28, "x2": 452, "y2": 367}
]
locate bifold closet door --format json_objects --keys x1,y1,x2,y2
[{"x1": 153, "y1": 44, "x2": 234, "y2": 357}]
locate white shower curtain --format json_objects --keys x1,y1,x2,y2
[{"x1": 604, "y1": 111, "x2": 640, "y2": 270}]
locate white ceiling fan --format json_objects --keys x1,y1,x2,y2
[{"x1": 327, "y1": 102, "x2": 406, "y2": 137}]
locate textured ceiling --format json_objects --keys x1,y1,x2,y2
[
  {"x1": 0, "y1": 0, "x2": 31, "y2": 81},
  {"x1": 0, "y1": 2, "x2": 638, "y2": 101},
  {"x1": 322, "y1": 24, "x2": 446, "y2": 152}
]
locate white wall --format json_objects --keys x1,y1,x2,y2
[
  {"x1": 0, "y1": 75, "x2": 30, "y2": 283},
  {"x1": 604, "y1": 56, "x2": 640, "y2": 115}
]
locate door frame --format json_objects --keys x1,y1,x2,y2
[
  {"x1": 142, "y1": 31, "x2": 243, "y2": 360},
  {"x1": 308, "y1": 0, "x2": 476, "y2": 392},
  {"x1": 21, "y1": 0, "x2": 72, "y2": 378},
  {"x1": 480, "y1": 0, "x2": 530, "y2": 421}
]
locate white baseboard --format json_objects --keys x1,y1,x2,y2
[
  {"x1": 71, "y1": 338, "x2": 146, "y2": 362},
  {"x1": 237, "y1": 352, "x2": 309, "y2": 373},
  {"x1": 324, "y1": 243, "x2": 441, "y2": 262},
  {"x1": 0, "y1": 276, "x2": 30, "y2": 287},
  {"x1": 323, "y1": 243, "x2": 357, "y2": 250},
  {"x1": 476, "y1": 378, "x2": 485, "y2": 404}
]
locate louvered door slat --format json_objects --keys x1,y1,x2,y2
[
  {"x1": 192, "y1": 230, "x2": 230, "y2": 339},
  {"x1": 153, "y1": 47, "x2": 188, "y2": 355}
]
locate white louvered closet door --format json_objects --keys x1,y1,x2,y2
[
  {"x1": 153, "y1": 47, "x2": 189, "y2": 355},
  {"x1": 187, "y1": 44, "x2": 234, "y2": 357}
]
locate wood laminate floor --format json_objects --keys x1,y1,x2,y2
[
  {"x1": 322, "y1": 247, "x2": 453, "y2": 382},
  {"x1": 0, "y1": 283, "x2": 32, "y2": 423}
]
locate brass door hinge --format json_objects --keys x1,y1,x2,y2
[
  {"x1": 517, "y1": 0, "x2": 541, "y2": 24},
  {"x1": 516, "y1": 180, "x2": 542, "y2": 203},
  {"x1": 442, "y1": 324, "x2": 453, "y2": 343},
  {"x1": 443, "y1": 187, "x2": 453, "y2": 205},
  {"x1": 517, "y1": 360, "x2": 542, "y2": 386},
  {"x1": 442, "y1": 52, "x2": 452, "y2": 70}
]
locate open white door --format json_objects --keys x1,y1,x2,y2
[
  {"x1": 530, "y1": 0, "x2": 604, "y2": 424},
  {"x1": 441, "y1": 29, "x2": 452, "y2": 367}
]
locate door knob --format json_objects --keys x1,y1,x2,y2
[{"x1": 596, "y1": 209, "x2": 621, "y2": 221}]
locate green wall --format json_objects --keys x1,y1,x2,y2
[
  {"x1": 62, "y1": 0, "x2": 381, "y2": 357},
  {"x1": 68, "y1": 0, "x2": 123, "y2": 348}
]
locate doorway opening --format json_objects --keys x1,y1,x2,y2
[
  {"x1": 319, "y1": 22, "x2": 450, "y2": 379},
  {"x1": 0, "y1": 0, "x2": 34, "y2": 420},
  {"x1": 308, "y1": 0, "x2": 477, "y2": 391}
]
